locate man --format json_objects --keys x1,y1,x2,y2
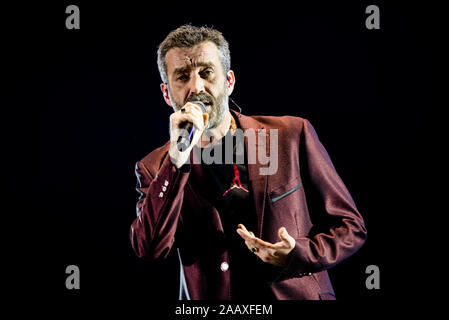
[{"x1": 130, "y1": 25, "x2": 367, "y2": 300}]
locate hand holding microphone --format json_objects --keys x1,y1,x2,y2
[{"x1": 169, "y1": 101, "x2": 208, "y2": 168}]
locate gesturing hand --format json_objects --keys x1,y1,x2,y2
[{"x1": 236, "y1": 224, "x2": 296, "y2": 267}]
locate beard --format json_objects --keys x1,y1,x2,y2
[{"x1": 169, "y1": 84, "x2": 229, "y2": 130}]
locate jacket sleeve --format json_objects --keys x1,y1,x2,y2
[
  {"x1": 130, "y1": 154, "x2": 190, "y2": 259},
  {"x1": 277, "y1": 119, "x2": 367, "y2": 280}
]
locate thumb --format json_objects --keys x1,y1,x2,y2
[
  {"x1": 202, "y1": 112, "x2": 209, "y2": 128},
  {"x1": 278, "y1": 227, "x2": 295, "y2": 247}
]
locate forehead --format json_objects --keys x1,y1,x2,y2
[{"x1": 165, "y1": 41, "x2": 222, "y2": 73}]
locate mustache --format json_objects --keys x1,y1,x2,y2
[{"x1": 185, "y1": 93, "x2": 215, "y2": 105}]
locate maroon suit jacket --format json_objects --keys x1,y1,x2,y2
[{"x1": 130, "y1": 111, "x2": 367, "y2": 300}]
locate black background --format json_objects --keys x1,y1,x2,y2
[{"x1": 4, "y1": 0, "x2": 437, "y2": 315}]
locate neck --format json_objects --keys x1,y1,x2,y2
[{"x1": 198, "y1": 110, "x2": 234, "y2": 148}]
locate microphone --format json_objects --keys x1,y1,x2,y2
[{"x1": 177, "y1": 101, "x2": 207, "y2": 152}]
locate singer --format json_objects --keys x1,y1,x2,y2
[{"x1": 130, "y1": 25, "x2": 367, "y2": 300}]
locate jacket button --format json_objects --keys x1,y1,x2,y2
[
  {"x1": 162, "y1": 186, "x2": 167, "y2": 191},
  {"x1": 158, "y1": 192, "x2": 164, "y2": 198},
  {"x1": 220, "y1": 262, "x2": 229, "y2": 272},
  {"x1": 164, "y1": 180, "x2": 169, "y2": 186}
]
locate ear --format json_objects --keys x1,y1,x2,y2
[
  {"x1": 160, "y1": 83, "x2": 172, "y2": 107},
  {"x1": 226, "y1": 70, "x2": 235, "y2": 96}
]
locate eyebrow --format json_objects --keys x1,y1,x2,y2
[{"x1": 173, "y1": 62, "x2": 215, "y2": 75}]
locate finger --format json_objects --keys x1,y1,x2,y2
[
  {"x1": 176, "y1": 104, "x2": 203, "y2": 120},
  {"x1": 237, "y1": 224, "x2": 248, "y2": 232},
  {"x1": 180, "y1": 108, "x2": 204, "y2": 127},
  {"x1": 237, "y1": 225, "x2": 277, "y2": 252},
  {"x1": 236, "y1": 225, "x2": 253, "y2": 239},
  {"x1": 181, "y1": 105, "x2": 205, "y2": 127},
  {"x1": 243, "y1": 239, "x2": 263, "y2": 255},
  {"x1": 236, "y1": 228, "x2": 246, "y2": 239},
  {"x1": 236, "y1": 229, "x2": 262, "y2": 252},
  {"x1": 202, "y1": 112, "x2": 209, "y2": 128},
  {"x1": 253, "y1": 237, "x2": 276, "y2": 249},
  {"x1": 178, "y1": 113, "x2": 200, "y2": 123},
  {"x1": 178, "y1": 104, "x2": 194, "y2": 114},
  {"x1": 185, "y1": 102, "x2": 204, "y2": 113},
  {"x1": 185, "y1": 105, "x2": 204, "y2": 120},
  {"x1": 236, "y1": 227, "x2": 252, "y2": 240},
  {"x1": 272, "y1": 240, "x2": 290, "y2": 249},
  {"x1": 241, "y1": 231, "x2": 275, "y2": 249},
  {"x1": 238, "y1": 224, "x2": 257, "y2": 239},
  {"x1": 171, "y1": 109, "x2": 198, "y2": 124},
  {"x1": 237, "y1": 224, "x2": 256, "y2": 239},
  {"x1": 180, "y1": 109, "x2": 206, "y2": 130},
  {"x1": 171, "y1": 114, "x2": 203, "y2": 131},
  {"x1": 278, "y1": 227, "x2": 287, "y2": 240}
]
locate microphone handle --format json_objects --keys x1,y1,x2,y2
[{"x1": 177, "y1": 122, "x2": 194, "y2": 152}]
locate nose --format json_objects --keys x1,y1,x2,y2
[{"x1": 188, "y1": 73, "x2": 205, "y2": 96}]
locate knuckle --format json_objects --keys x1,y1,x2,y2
[
  {"x1": 181, "y1": 105, "x2": 191, "y2": 111},
  {"x1": 186, "y1": 103, "x2": 199, "y2": 112},
  {"x1": 188, "y1": 102, "x2": 200, "y2": 110}
]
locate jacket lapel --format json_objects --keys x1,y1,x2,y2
[
  {"x1": 232, "y1": 111, "x2": 270, "y2": 238},
  {"x1": 182, "y1": 110, "x2": 271, "y2": 239}
]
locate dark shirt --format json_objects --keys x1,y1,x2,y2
[{"x1": 190, "y1": 114, "x2": 276, "y2": 300}]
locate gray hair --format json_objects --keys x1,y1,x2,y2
[{"x1": 157, "y1": 25, "x2": 231, "y2": 84}]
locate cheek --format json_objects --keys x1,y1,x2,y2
[
  {"x1": 210, "y1": 80, "x2": 227, "y2": 98},
  {"x1": 170, "y1": 84, "x2": 188, "y2": 101}
]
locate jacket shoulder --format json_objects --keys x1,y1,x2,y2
[{"x1": 250, "y1": 114, "x2": 307, "y2": 133}]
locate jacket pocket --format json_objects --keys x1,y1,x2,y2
[
  {"x1": 318, "y1": 291, "x2": 336, "y2": 300},
  {"x1": 311, "y1": 273, "x2": 336, "y2": 300},
  {"x1": 270, "y1": 176, "x2": 302, "y2": 203}
]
